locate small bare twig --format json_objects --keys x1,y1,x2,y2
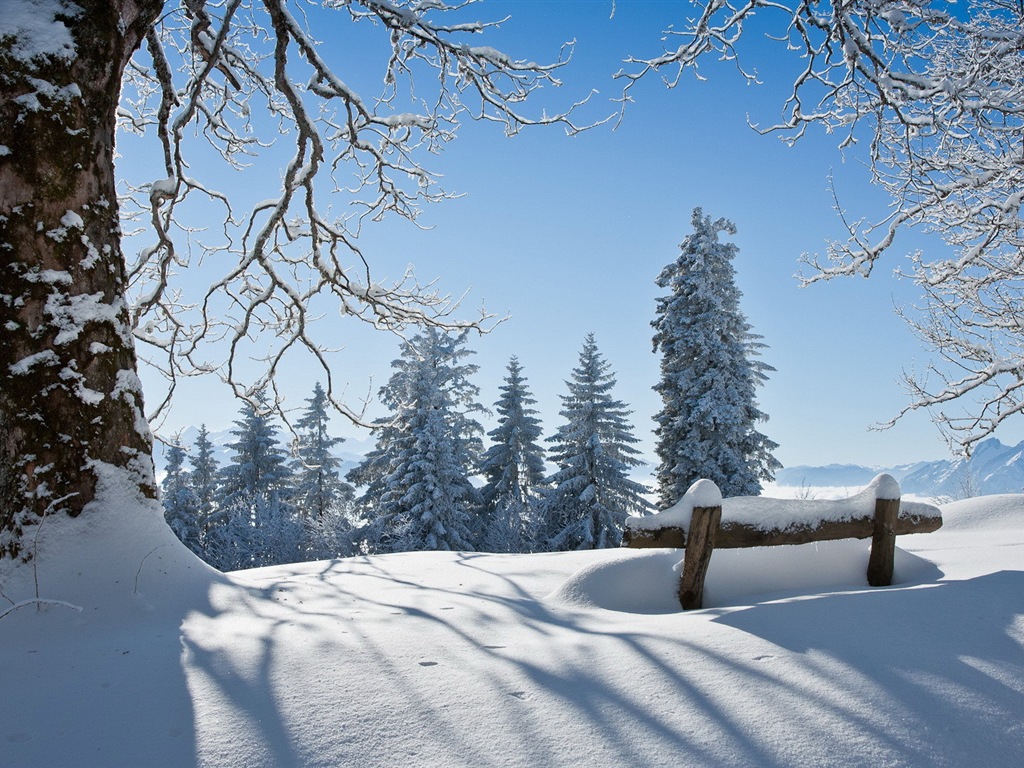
[{"x1": 134, "y1": 544, "x2": 168, "y2": 595}]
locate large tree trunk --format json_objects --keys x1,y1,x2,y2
[{"x1": 0, "y1": 1, "x2": 164, "y2": 559}]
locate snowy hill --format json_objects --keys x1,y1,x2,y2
[
  {"x1": 776, "y1": 438, "x2": 1024, "y2": 498},
  {"x1": 2, "y1": 483, "x2": 1023, "y2": 767}
]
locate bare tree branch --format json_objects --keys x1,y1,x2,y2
[
  {"x1": 620, "y1": 0, "x2": 1024, "y2": 452},
  {"x1": 118, "y1": 0, "x2": 591, "y2": 431}
]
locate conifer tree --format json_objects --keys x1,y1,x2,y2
[
  {"x1": 188, "y1": 424, "x2": 220, "y2": 539},
  {"x1": 208, "y1": 396, "x2": 302, "y2": 570},
  {"x1": 292, "y1": 383, "x2": 354, "y2": 518},
  {"x1": 652, "y1": 208, "x2": 781, "y2": 505},
  {"x1": 543, "y1": 335, "x2": 652, "y2": 550},
  {"x1": 161, "y1": 438, "x2": 202, "y2": 557},
  {"x1": 292, "y1": 383, "x2": 355, "y2": 558},
  {"x1": 350, "y1": 329, "x2": 484, "y2": 553},
  {"x1": 479, "y1": 357, "x2": 548, "y2": 553}
]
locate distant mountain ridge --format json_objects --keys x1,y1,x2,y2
[{"x1": 776, "y1": 438, "x2": 1024, "y2": 498}]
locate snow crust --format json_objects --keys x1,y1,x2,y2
[
  {"x1": 628, "y1": 473, "x2": 915, "y2": 534},
  {"x1": 1, "y1": 488, "x2": 1021, "y2": 767}
]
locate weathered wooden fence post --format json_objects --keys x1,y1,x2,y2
[
  {"x1": 867, "y1": 495, "x2": 900, "y2": 587},
  {"x1": 623, "y1": 473, "x2": 936, "y2": 609},
  {"x1": 678, "y1": 504, "x2": 721, "y2": 610}
]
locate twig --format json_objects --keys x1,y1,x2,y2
[
  {"x1": 134, "y1": 544, "x2": 168, "y2": 595},
  {"x1": 0, "y1": 599, "x2": 83, "y2": 621}
]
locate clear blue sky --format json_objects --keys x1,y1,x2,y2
[{"x1": 128, "y1": 0, "x2": 1019, "y2": 469}]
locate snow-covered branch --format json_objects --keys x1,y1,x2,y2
[
  {"x1": 118, "y1": 0, "x2": 587, "y2": 429},
  {"x1": 621, "y1": 0, "x2": 1024, "y2": 451}
]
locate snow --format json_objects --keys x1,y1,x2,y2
[
  {"x1": 2, "y1": 484, "x2": 1023, "y2": 767},
  {"x1": 0, "y1": 0, "x2": 82, "y2": 64},
  {"x1": 22, "y1": 268, "x2": 72, "y2": 284},
  {"x1": 629, "y1": 473, "x2": 919, "y2": 534},
  {"x1": 149, "y1": 178, "x2": 177, "y2": 204},
  {"x1": 8, "y1": 349, "x2": 59, "y2": 375},
  {"x1": 628, "y1": 477, "x2": 723, "y2": 529},
  {"x1": 14, "y1": 78, "x2": 81, "y2": 113},
  {"x1": 44, "y1": 290, "x2": 122, "y2": 345}
]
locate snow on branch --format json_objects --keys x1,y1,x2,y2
[
  {"x1": 620, "y1": 0, "x2": 1024, "y2": 451},
  {"x1": 117, "y1": 0, "x2": 590, "y2": 430}
]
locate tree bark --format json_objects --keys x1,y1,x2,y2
[
  {"x1": 0, "y1": 1, "x2": 164, "y2": 559},
  {"x1": 867, "y1": 497, "x2": 900, "y2": 587}
]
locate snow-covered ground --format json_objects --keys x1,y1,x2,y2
[{"x1": 2, "y1": 484, "x2": 1023, "y2": 767}]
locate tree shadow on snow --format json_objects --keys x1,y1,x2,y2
[
  {"x1": 168, "y1": 549, "x2": 1023, "y2": 768},
  {"x1": 711, "y1": 570, "x2": 1024, "y2": 763}
]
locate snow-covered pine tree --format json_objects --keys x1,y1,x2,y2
[
  {"x1": 346, "y1": 418, "x2": 402, "y2": 550},
  {"x1": 188, "y1": 424, "x2": 220, "y2": 551},
  {"x1": 350, "y1": 329, "x2": 484, "y2": 553},
  {"x1": 542, "y1": 335, "x2": 652, "y2": 550},
  {"x1": 208, "y1": 396, "x2": 303, "y2": 570},
  {"x1": 385, "y1": 405, "x2": 480, "y2": 552},
  {"x1": 161, "y1": 438, "x2": 202, "y2": 557},
  {"x1": 652, "y1": 208, "x2": 781, "y2": 505},
  {"x1": 292, "y1": 383, "x2": 355, "y2": 559},
  {"x1": 478, "y1": 357, "x2": 548, "y2": 553}
]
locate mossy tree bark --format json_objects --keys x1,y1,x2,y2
[{"x1": 0, "y1": 1, "x2": 164, "y2": 559}]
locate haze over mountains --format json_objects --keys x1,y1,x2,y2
[{"x1": 775, "y1": 438, "x2": 1024, "y2": 499}]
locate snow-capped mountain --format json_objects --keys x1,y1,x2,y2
[{"x1": 776, "y1": 438, "x2": 1024, "y2": 499}]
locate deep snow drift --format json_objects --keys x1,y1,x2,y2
[{"x1": 2, "y1": 487, "x2": 1023, "y2": 767}]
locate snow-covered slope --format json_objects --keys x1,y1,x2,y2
[
  {"x1": 900, "y1": 438, "x2": 1024, "y2": 497},
  {"x1": 2, "y1": 490, "x2": 1023, "y2": 767}
]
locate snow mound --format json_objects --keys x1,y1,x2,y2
[
  {"x1": 550, "y1": 539, "x2": 944, "y2": 613},
  {"x1": 547, "y1": 549, "x2": 681, "y2": 613},
  {"x1": 2, "y1": 494, "x2": 1022, "y2": 767},
  {"x1": 0, "y1": 463, "x2": 222, "y2": 620},
  {"x1": 939, "y1": 494, "x2": 1024, "y2": 531}
]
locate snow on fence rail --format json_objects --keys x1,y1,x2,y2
[{"x1": 622, "y1": 474, "x2": 943, "y2": 610}]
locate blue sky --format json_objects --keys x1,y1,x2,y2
[{"x1": 127, "y1": 0, "x2": 1020, "y2": 470}]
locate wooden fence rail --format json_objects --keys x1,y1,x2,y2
[{"x1": 623, "y1": 474, "x2": 943, "y2": 610}]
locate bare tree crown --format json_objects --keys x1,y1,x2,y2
[{"x1": 119, "y1": 0, "x2": 589, "y2": 431}]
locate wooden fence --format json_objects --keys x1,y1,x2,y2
[{"x1": 623, "y1": 474, "x2": 943, "y2": 610}]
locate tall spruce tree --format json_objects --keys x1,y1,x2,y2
[
  {"x1": 652, "y1": 208, "x2": 781, "y2": 505},
  {"x1": 188, "y1": 424, "x2": 220, "y2": 528},
  {"x1": 292, "y1": 383, "x2": 354, "y2": 519},
  {"x1": 479, "y1": 357, "x2": 548, "y2": 553},
  {"x1": 543, "y1": 335, "x2": 652, "y2": 550},
  {"x1": 349, "y1": 329, "x2": 484, "y2": 553},
  {"x1": 208, "y1": 396, "x2": 302, "y2": 570},
  {"x1": 292, "y1": 383, "x2": 355, "y2": 558}
]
